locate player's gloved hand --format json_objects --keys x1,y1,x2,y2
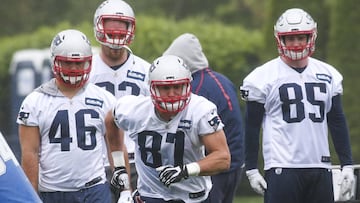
[
  {"x1": 117, "y1": 190, "x2": 133, "y2": 203},
  {"x1": 156, "y1": 165, "x2": 189, "y2": 187},
  {"x1": 246, "y1": 169, "x2": 267, "y2": 195},
  {"x1": 338, "y1": 165, "x2": 355, "y2": 201},
  {"x1": 111, "y1": 166, "x2": 130, "y2": 191}
]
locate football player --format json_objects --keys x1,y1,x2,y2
[
  {"x1": 17, "y1": 29, "x2": 128, "y2": 203},
  {"x1": 90, "y1": 1, "x2": 150, "y2": 201},
  {"x1": 163, "y1": 33, "x2": 245, "y2": 203},
  {"x1": 105, "y1": 55, "x2": 231, "y2": 202},
  {"x1": 240, "y1": 8, "x2": 355, "y2": 203}
]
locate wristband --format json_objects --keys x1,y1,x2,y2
[
  {"x1": 186, "y1": 162, "x2": 200, "y2": 176},
  {"x1": 111, "y1": 151, "x2": 125, "y2": 167}
]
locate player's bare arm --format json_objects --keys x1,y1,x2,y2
[
  {"x1": 105, "y1": 110, "x2": 132, "y2": 191},
  {"x1": 19, "y1": 124, "x2": 40, "y2": 192},
  {"x1": 105, "y1": 110, "x2": 126, "y2": 154},
  {"x1": 198, "y1": 129, "x2": 231, "y2": 176}
]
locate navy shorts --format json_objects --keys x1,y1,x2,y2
[
  {"x1": 264, "y1": 168, "x2": 334, "y2": 203},
  {"x1": 39, "y1": 182, "x2": 111, "y2": 203}
]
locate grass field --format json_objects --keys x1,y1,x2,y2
[{"x1": 234, "y1": 196, "x2": 263, "y2": 203}]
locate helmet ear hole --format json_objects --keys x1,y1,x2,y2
[{"x1": 96, "y1": 32, "x2": 105, "y2": 41}]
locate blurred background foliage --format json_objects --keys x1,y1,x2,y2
[{"x1": 0, "y1": 0, "x2": 359, "y2": 196}]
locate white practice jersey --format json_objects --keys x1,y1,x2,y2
[
  {"x1": 241, "y1": 57, "x2": 343, "y2": 170},
  {"x1": 112, "y1": 94, "x2": 224, "y2": 202},
  {"x1": 17, "y1": 79, "x2": 116, "y2": 191},
  {"x1": 90, "y1": 53, "x2": 150, "y2": 162}
]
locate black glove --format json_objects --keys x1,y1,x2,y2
[
  {"x1": 156, "y1": 165, "x2": 189, "y2": 187},
  {"x1": 111, "y1": 166, "x2": 129, "y2": 191}
]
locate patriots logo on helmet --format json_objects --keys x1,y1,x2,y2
[
  {"x1": 149, "y1": 63, "x2": 156, "y2": 73},
  {"x1": 52, "y1": 35, "x2": 63, "y2": 47}
]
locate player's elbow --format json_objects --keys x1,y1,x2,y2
[
  {"x1": 218, "y1": 140, "x2": 231, "y2": 171},
  {"x1": 221, "y1": 150, "x2": 231, "y2": 171},
  {"x1": 214, "y1": 150, "x2": 231, "y2": 173},
  {"x1": 200, "y1": 149, "x2": 231, "y2": 176}
]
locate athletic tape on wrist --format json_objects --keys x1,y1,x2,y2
[
  {"x1": 111, "y1": 151, "x2": 125, "y2": 167},
  {"x1": 186, "y1": 162, "x2": 200, "y2": 176}
]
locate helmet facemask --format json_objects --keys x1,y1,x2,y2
[
  {"x1": 95, "y1": 15, "x2": 135, "y2": 49},
  {"x1": 276, "y1": 31, "x2": 316, "y2": 60},
  {"x1": 53, "y1": 56, "x2": 92, "y2": 88},
  {"x1": 150, "y1": 79, "x2": 191, "y2": 113}
]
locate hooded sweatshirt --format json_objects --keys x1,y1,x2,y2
[
  {"x1": 163, "y1": 33, "x2": 208, "y2": 74},
  {"x1": 163, "y1": 33, "x2": 245, "y2": 172}
]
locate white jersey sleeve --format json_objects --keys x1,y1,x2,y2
[
  {"x1": 241, "y1": 57, "x2": 344, "y2": 170},
  {"x1": 17, "y1": 79, "x2": 116, "y2": 191},
  {"x1": 112, "y1": 94, "x2": 223, "y2": 202}
]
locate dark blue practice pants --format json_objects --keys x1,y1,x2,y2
[
  {"x1": 39, "y1": 182, "x2": 111, "y2": 203},
  {"x1": 264, "y1": 168, "x2": 334, "y2": 203}
]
